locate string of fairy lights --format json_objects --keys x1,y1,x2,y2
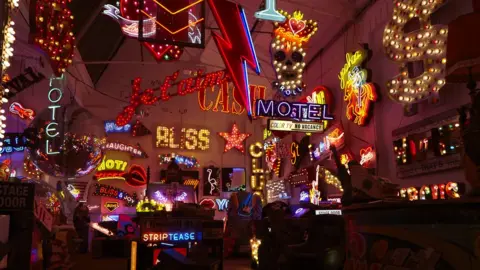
[{"x1": 0, "y1": 0, "x2": 19, "y2": 156}]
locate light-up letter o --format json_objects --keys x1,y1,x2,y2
[
  {"x1": 277, "y1": 101, "x2": 291, "y2": 117},
  {"x1": 48, "y1": 88, "x2": 63, "y2": 103}
]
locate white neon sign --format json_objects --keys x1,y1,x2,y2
[
  {"x1": 45, "y1": 75, "x2": 64, "y2": 155},
  {"x1": 206, "y1": 168, "x2": 218, "y2": 195},
  {"x1": 254, "y1": 0, "x2": 286, "y2": 22}
]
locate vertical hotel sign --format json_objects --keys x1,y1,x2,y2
[{"x1": 45, "y1": 75, "x2": 65, "y2": 155}]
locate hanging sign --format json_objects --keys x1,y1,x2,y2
[
  {"x1": 45, "y1": 75, "x2": 65, "y2": 155},
  {"x1": 102, "y1": 142, "x2": 148, "y2": 158},
  {"x1": 254, "y1": 0, "x2": 285, "y2": 22},
  {"x1": 156, "y1": 126, "x2": 210, "y2": 151},
  {"x1": 9, "y1": 102, "x2": 35, "y2": 120},
  {"x1": 1, "y1": 67, "x2": 45, "y2": 98},
  {"x1": 93, "y1": 184, "x2": 138, "y2": 206},
  {"x1": 339, "y1": 49, "x2": 377, "y2": 126},
  {"x1": 104, "y1": 121, "x2": 132, "y2": 134}
]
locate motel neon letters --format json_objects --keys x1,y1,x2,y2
[{"x1": 45, "y1": 75, "x2": 65, "y2": 155}]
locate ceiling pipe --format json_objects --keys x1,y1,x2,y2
[{"x1": 305, "y1": 0, "x2": 377, "y2": 70}]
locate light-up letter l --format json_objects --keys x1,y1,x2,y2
[
  {"x1": 45, "y1": 75, "x2": 65, "y2": 155},
  {"x1": 254, "y1": 0, "x2": 286, "y2": 22}
]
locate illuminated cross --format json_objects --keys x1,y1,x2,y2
[{"x1": 254, "y1": 0, "x2": 286, "y2": 22}]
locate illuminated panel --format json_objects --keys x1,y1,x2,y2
[
  {"x1": 95, "y1": 157, "x2": 128, "y2": 181},
  {"x1": 142, "y1": 232, "x2": 202, "y2": 242},
  {"x1": 249, "y1": 142, "x2": 265, "y2": 202},
  {"x1": 92, "y1": 184, "x2": 138, "y2": 206},
  {"x1": 159, "y1": 153, "x2": 199, "y2": 168},
  {"x1": 254, "y1": 0, "x2": 285, "y2": 22},
  {"x1": 339, "y1": 50, "x2": 377, "y2": 126},
  {"x1": 301, "y1": 86, "x2": 334, "y2": 129},
  {"x1": 45, "y1": 75, "x2": 65, "y2": 155},
  {"x1": 218, "y1": 123, "x2": 251, "y2": 153},
  {"x1": 9, "y1": 102, "x2": 35, "y2": 120},
  {"x1": 271, "y1": 11, "x2": 318, "y2": 96},
  {"x1": 268, "y1": 119, "x2": 324, "y2": 133},
  {"x1": 104, "y1": 202, "x2": 119, "y2": 212},
  {"x1": 256, "y1": 99, "x2": 333, "y2": 121},
  {"x1": 156, "y1": 126, "x2": 210, "y2": 151},
  {"x1": 104, "y1": 121, "x2": 131, "y2": 134},
  {"x1": 136, "y1": 198, "x2": 164, "y2": 212},
  {"x1": 383, "y1": 0, "x2": 447, "y2": 104}
]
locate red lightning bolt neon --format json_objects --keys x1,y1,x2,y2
[{"x1": 207, "y1": 0, "x2": 261, "y2": 119}]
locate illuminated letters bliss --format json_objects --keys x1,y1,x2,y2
[
  {"x1": 142, "y1": 232, "x2": 201, "y2": 242},
  {"x1": 156, "y1": 126, "x2": 210, "y2": 151},
  {"x1": 255, "y1": 99, "x2": 333, "y2": 120},
  {"x1": 45, "y1": 76, "x2": 65, "y2": 155}
]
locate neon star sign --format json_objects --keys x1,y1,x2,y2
[
  {"x1": 218, "y1": 123, "x2": 251, "y2": 153},
  {"x1": 45, "y1": 75, "x2": 65, "y2": 155},
  {"x1": 254, "y1": 0, "x2": 286, "y2": 22},
  {"x1": 339, "y1": 50, "x2": 377, "y2": 126}
]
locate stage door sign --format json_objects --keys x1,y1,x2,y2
[
  {"x1": 34, "y1": 198, "x2": 53, "y2": 231},
  {"x1": 0, "y1": 183, "x2": 34, "y2": 211}
]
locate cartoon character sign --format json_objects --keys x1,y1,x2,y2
[
  {"x1": 339, "y1": 50, "x2": 377, "y2": 126},
  {"x1": 271, "y1": 11, "x2": 318, "y2": 96},
  {"x1": 0, "y1": 159, "x2": 11, "y2": 181}
]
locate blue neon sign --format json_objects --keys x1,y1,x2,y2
[
  {"x1": 104, "y1": 121, "x2": 131, "y2": 134},
  {"x1": 1, "y1": 134, "x2": 26, "y2": 154}
]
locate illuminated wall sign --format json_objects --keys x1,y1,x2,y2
[
  {"x1": 218, "y1": 123, "x2": 251, "y2": 153},
  {"x1": 1, "y1": 67, "x2": 45, "y2": 99},
  {"x1": 310, "y1": 165, "x2": 321, "y2": 205},
  {"x1": 271, "y1": 11, "x2": 318, "y2": 96},
  {"x1": 216, "y1": 198, "x2": 229, "y2": 211},
  {"x1": 198, "y1": 83, "x2": 266, "y2": 116},
  {"x1": 299, "y1": 190, "x2": 309, "y2": 203},
  {"x1": 250, "y1": 142, "x2": 265, "y2": 202},
  {"x1": 268, "y1": 119, "x2": 323, "y2": 133},
  {"x1": 159, "y1": 153, "x2": 199, "y2": 168},
  {"x1": 254, "y1": 0, "x2": 285, "y2": 22},
  {"x1": 142, "y1": 232, "x2": 202, "y2": 243},
  {"x1": 93, "y1": 184, "x2": 138, "y2": 206},
  {"x1": 95, "y1": 157, "x2": 128, "y2": 181},
  {"x1": 9, "y1": 102, "x2": 35, "y2": 120},
  {"x1": 203, "y1": 167, "x2": 220, "y2": 196},
  {"x1": 103, "y1": 142, "x2": 147, "y2": 158},
  {"x1": 399, "y1": 182, "x2": 463, "y2": 201},
  {"x1": 1, "y1": 133, "x2": 26, "y2": 154},
  {"x1": 199, "y1": 198, "x2": 230, "y2": 211},
  {"x1": 103, "y1": 4, "x2": 156, "y2": 38},
  {"x1": 310, "y1": 127, "x2": 345, "y2": 161},
  {"x1": 359, "y1": 146, "x2": 376, "y2": 168},
  {"x1": 45, "y1": 75, "x2": 65, "y2": 155},
  {"x1": 156, "y1": 126, "x2": 210, "y2": 151},
  {"x1": 91, "y1": 222, "x2": 114, "y2": 236},
  {"x1": 104, "y1": 121, "x2": 131, "y2": 134},
  {"x1": 104, "y1": 202, "x2": 119, "y2": 212},
  {"x1": 67, "y1": 184, "x2": 80, "y2": 200},
  {"x1": 339, "y1": 50, "x2": 377, "y2": 126},
  {"x1": 383, "y1": 1, "x2": 447, "y2": 105},
  {"x1": 256, "y1": 99, "x2": 333, "y2": 121},
  {"x1": 154, "y1": 190, "x2": 189, "y2": 204},
  {"x1": 301, "y1": 86, "x2": 334, "y2": 129},
  {"x1": 207, "y1": 0, "x2": 261, "y2": 119}
]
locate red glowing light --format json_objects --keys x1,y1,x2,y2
[
  {"x1": 218, "y1": 123, "x2": 251, "y2": 153},
  {"x1": 9, "y1": 102, "x2": 35, "y2": 120}
]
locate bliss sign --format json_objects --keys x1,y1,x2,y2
[
  {"x1": 255, "y1": 99, "x2": 333, "y2": 121},
  {"x1": 45, "y1": 75, "x2": 65, "y2": 155}
]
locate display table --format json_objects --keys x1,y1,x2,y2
[{"x1": 343, "y1": 199, "x2": 480, "y2": 269}]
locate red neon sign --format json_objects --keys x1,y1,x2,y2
[
  {"x1": 9, "y1": 102, "x2": 35, "y2": 120},
  {"x1": 359, "y1": 147, "x2": 376, "y2": 168}
]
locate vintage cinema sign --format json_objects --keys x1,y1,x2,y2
[
  {"x1": 268, "y1": 119, "x2": 324, "y2": 133},
  {"x1": 256, "y1": 99, "x2": 333, "y2": 121},
  {"x1": 102, "y1": 142, "x2": 148, "y2": 158},
  {"x1": 156, "y1": 126, "x2": 210, "y2": 151},
  {"x1": 0, "y1": 183, "x2": 34, "y2": 211},
  {"x1": 399, "y1": 182, "x2": 463, "y2": 201},
  {"x1": 93, "y1": 184, "x2": 138, "y2": 206},
  {"x1": 142, "y1": 232, "x2": 203, "y2": 243}
]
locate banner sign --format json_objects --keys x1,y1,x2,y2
[
  {"x1": 34, "y1": 198, "x2": 53, "y2": 231},
  {"x1": 0, "y1": 183, "x2": 34, "y2": 211},
  {"x1": 268, "y1": 119, "x2": 324, "y2": 133}
]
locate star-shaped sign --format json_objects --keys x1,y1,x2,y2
[{"x1": 218, "y1": 123, "x2": 251, "y2": 153}]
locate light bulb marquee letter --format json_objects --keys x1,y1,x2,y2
[
  {"x1": 249, "y1": 142, "x2": 265, "y2": 202},
  {"x1": 45, "y1": 75, "x2": 65, "y2": 155},
  {"x1": 339, "y1": 49, "x2": 377, "y2": 126},
  {"x1": 383, "y1": 0, "x2": 447, "y2": 104},
  {"x1": 271, "y1": 11, "x2": 318, "y2": 97},
  {"x1": 156, "y1": 126, "x2": 210, "y2": 151}
]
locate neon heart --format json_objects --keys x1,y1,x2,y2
[
  {"x1": 289, "y1": 18, "x2": 306, "y2": 35},
  {"x1": 119, "y1": 0, "x2": 184, "y2": 61}
]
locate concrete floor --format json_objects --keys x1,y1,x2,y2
[{"x1": 72, "y1": 254, "x2": 251, "y2": 270}]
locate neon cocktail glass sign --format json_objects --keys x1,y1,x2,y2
[
  {"x1": 45, "y1": 75, "x2": 65, "y2": 155},
  {"x1": 142, "y1": 232, "x2": 202, "y2": 242}
]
